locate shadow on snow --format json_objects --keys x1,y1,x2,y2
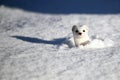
[
  {"x1": 11, "y1": 35, "x2": 66, "y2": 45},
  {"x1": 0, "y1": 0, "x2": 120, "y2": 14}
]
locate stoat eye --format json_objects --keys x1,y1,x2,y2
[
  {"x1": 75, "y1": 30, "x2": 79, "y2": 33},
  {"x1": 83, "y1": 30, "x2": 85, "y2": 32}
]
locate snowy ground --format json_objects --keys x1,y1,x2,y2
[{"x1": 0, "y1": 6, "x2": 120, "y2": 80}]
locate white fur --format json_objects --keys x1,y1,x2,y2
[
  {"x1": 72, "y1": 24, "x2": 90, "y2": 47},
  {"x1": 63, "y1": 24, "x2": 114, "y2": 49}
]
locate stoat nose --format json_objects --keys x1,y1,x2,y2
[{"x1": 78, "y1": 32, "x2": 82, "y2": 35}]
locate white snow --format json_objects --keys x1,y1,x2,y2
[
  {"x1": 0, "y1": 6, "x2": 120, "y2": 80},
  {"x1": 65, "y1": 36, "x2": 114, "y2": 49}
]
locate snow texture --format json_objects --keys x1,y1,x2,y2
[
  {"x1": 0, "y1": 6, "x2": 120, "y2": 80},
  {"x1": 65, "y1": 36, "x2": 114, "y2": 49}
]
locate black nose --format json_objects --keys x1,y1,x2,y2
[{"x1": 78, "y1": 32, "x2": 82, "y2": 35}]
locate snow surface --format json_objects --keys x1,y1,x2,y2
[
  {"x1": 0, "y1": 6, "x2": 120, "y2": 80},
  {"x1": 64, "y1": 36, "x2": 114, "y2": 49}
]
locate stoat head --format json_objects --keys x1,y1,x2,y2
[{"x1": 72, "y1": 24, "x2": 89, "y2": 38}]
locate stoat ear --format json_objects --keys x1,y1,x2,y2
[
  {"x1": 72, "y1": 25, "x2": 77, "y2": 32},
  {"x1": 83, "y1": 25, "x2": 89, "y2": 31}
]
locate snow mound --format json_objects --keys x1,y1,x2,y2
[{"x1": 60, "y1": 35, "x2": 114, "y2": 49}]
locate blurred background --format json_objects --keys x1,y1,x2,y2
[{"x1": 0, "y1": 0, "x2": 120, "y2": 14}]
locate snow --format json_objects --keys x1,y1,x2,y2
[
  {"x1": 63, "y1": 36, "x2": 114, "y2": 49},
  {"x1": 0, "y1": 6, "x2": 120, "y2": 80}
]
